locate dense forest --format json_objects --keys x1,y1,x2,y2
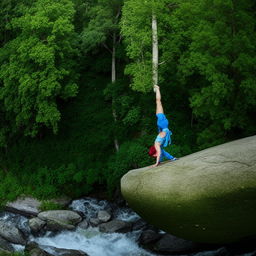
[{"x1": 0, "y1": 0, "x2": 255, "y2": 203}]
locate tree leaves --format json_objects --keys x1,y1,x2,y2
[{"x1": 0, "y1": 0, "x2": 79, "y2": 141}]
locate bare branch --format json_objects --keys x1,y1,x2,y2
[{"x1": 159, "y1": 61, "x2": 166, "y2": 65}]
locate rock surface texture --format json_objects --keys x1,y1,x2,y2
[{"x1": 121, "y1": 135, "x2": 256, "y2": 243}]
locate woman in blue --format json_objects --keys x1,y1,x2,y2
[{"x1": 148, "y1": 85, "x2": 177, "y2": 167}]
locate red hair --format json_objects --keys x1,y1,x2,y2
[{"x1": 148, "y1": 146, "x2": 156, "y2": 157}]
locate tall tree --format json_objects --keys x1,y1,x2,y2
[{"x1": 80, "y1": 0, "x2": 123, "y2": 151}]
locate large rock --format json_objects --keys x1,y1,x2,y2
[
  {"x1": 5, "y1": 196, "x2": 41, "y2": 216},
  {"x1": 0, "y1": 220, "x2": 26, "y2": 245},
  {"x1": 99, "y1": 220, "x2": 132, "y2": 233},
  {"x1": 38, "y1": 210, "x2": 82, "y2": 226},
  {"x1": 5, "y1": 196, "x2": 71, "y2": 217},
  {"x1": 0, "y1": 237, "x2": 14, "y2": 252},
  {"x1": 121, "y1": 135, "x2": 256, "y2": 243},
  {"x1": 29, "y1": 217, "x2": 46, "y2": 234}
]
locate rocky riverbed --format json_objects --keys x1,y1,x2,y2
[{"x1": 0, "y1": 196, "x2": 256, "y2": 256}]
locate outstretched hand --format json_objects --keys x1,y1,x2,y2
[
  {"x1": 151, "y1": 163, "x2": 159, "y2": 168},
  {"x1": 154, "y1": 85, "x2": 160, "y2": 92}
]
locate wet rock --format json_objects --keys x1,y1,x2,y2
[
  {"x1": 99, "y1": 219, "x2": 132, "y2": 233},
  {"x1": 45, "y1": 219, "x2": 76, "y2": 232},
  {"x1": 97, "y1": 210, "x2": 111, "y2": 223},
  {"x1": 0, "y1": 220, "x2": 26, "y2": 245},
  {"x1": 89, "y1": 218, "x2": 101, "y2": 227},
  {"x1": 139, "y1": 230, "x2": 162, "y2": 245},
  {"x1": 25, "y1": 242, "x2": 53, "y2": 256},
  {"x1": 77, "y1": 220, "x2": 89, "y2": 229},
  {"x1": 5, "y1": 196, "x2": 41, "y2": 217},
  {"x1": 132, "y1": 219, "x2": 147, "y2": 231},
  {"x1": 121, "y1": 135, "x2": 256, "y2": 243},
  {"x1": 47, "y1": 246, "x2": 89, "y2": 256},
  {"x1": 29, "y1": 217, "x2": 46, "y2": 234},
  {"x1": 38, "y1": 210, "x2": 82, "y2": 226},
  {"x1": 0, "y1": 237, "x2": 14, "y2": 252},
  {"x1": 153, "y1": 234, "x2": 199, "y2": 254}
]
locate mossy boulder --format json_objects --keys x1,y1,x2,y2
[{"x1": 121, "y1": 136, "x2": 256, "y2": 244}]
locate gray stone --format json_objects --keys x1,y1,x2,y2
[
  {"x1": 132, "y1": 219, "x2": 147, "y2": 231},
  {"x1": 78, "y1": 220, "x2": 89, "y2": 229},
  {"x1": 154, "y1": 234, "x2": 198, "y2": 253},
  {"x1": 0, "y1": 220, "x2": 26, "y2": 245},
  {"x1": 99, "y1": 219, "x2": 132, "y2": 233},
  {"x1": 0, "y1": 237, "x2": 14, "y2": 252},
  {"x1": 89, "y1": 218, "x2": 101, "y2": 227},
  {"x1": 5, "y1": 196, "x2": 41, "y2": 216},
  {"x1": 45, "y1": 219, "x2": 75, "y2": 232},
  {"x1": 46, "y1": 246, "x2": 88, "y2": 256},
  {"x1": 29, "y1": 217, "x2": 46, "y2": 233},
  {"x1": 121, "y1": 135, "x2": 256, "y2": 243},
  {"x1": 97, "y1": 210, "x2": 111, "y2": 223},
  {"x1": 25, "y1": 242, "x2": 53, "y2": 256},
  {"x1": 38, "y1": 210, "x2": 82, "y2": 226},
  {"x1": 139, "y1": 230, "x2": 162, "y2": 245}
]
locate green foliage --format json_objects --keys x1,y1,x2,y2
[
  {"x1": 39, "y1": 200, "x2": 64, "y2": 211},
  {"x1": 0, "y1": 0, "x2": 79, "y2": 143},
  {"x1": 80, "y1": 0, "x2": 123, "y2": 52},
  {"x1": 121, "y1": 0, "x2": 152, "y2": 92},
  {"x1": 105, "y1": 139, "x2": 151, "y2": 194},
  {"x1": 0, "y1": 170, "x2": 23, "y2": 206}
]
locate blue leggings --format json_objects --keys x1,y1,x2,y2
[
  {"x1": 156, "y1": 113, "x2": 169, "y2": 131},
  {"x1": 160, "y1": 149, "x2": 175, "y2": 162}
]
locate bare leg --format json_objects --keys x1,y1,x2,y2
[{"x1": 154, "y1": 85, "x2": 164, "y2": 114}]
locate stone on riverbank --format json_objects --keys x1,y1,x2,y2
[
  {"x1": 5, "y1": 196, "x2": 41, "y2": 217},
  {"x1": 0, "y1": 220, "x2": 26, "y2": 245},
  {"x1": 99, "y1": 219, "x2": 132, "y2": 233},
  {"x1": 25, "y1": 242, "x2": 53, "y2": 256},
  {"x1": 5, "y1": 196, "x2": 71, "y2": 217},
  {"x1": 0, "y1": 237, "x2": 14, "y2": 252},
  {"x1": 38, "y1": 210, "x2": 82, "y2": 226},
  {"x1": 153, "y1": 234, "x2": 199, "y2": 254},
  {"x1": 97, "y1": 210, "x2": 111, "y2": 223},
  {"x1": 29, "y1": 217, "x2": 46, "y2": 234},
  {"x1": 121, "y1": 135, "x2": 256, "y2": 243}
]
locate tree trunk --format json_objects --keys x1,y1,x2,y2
[
  {"x1": 152, "y1": 13, "x2": 158, "y2": 90},
  {"x1": 112, "y1": 31, "x2": 120, "y2": 152}
]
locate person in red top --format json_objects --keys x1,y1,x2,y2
[{"x1": 148, "y1": 85, "x2": 177, "y2": 167}]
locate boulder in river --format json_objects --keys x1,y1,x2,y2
[
  {"x1": 97, "y1": 210, "x2": 111, "y2": 223},
  {"x1": 38, "y1": 210, "x2": 82, "y2": 226},
  {"x1": 121, "y1": 135, "x2": 256, "y2": 243},
  {"x1": 99, "y1": 219, "x2": 132, "y2": 233},
  {"x1": 29, "y1": 217, "x2": 46, "y2": 234},
  {"x1": 25, "y1": 242, "x2": 53, "y2": 256},
  {"x1": 153, "y1": 233, "x2": 199, "y2": 254},
  {"x1": 0, "y1": 237, "x2": 14, "y2": 252},
  {"x1": 0, "y1": 220, "x2": 26, "y2": 245}
]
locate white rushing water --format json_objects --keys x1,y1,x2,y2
[
  {"x1": 32, "y1": 227, "x2": 156, "y2": 256},
  {"x1": 31, "y1": 198, "x2": 157, "y2": 256}
]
